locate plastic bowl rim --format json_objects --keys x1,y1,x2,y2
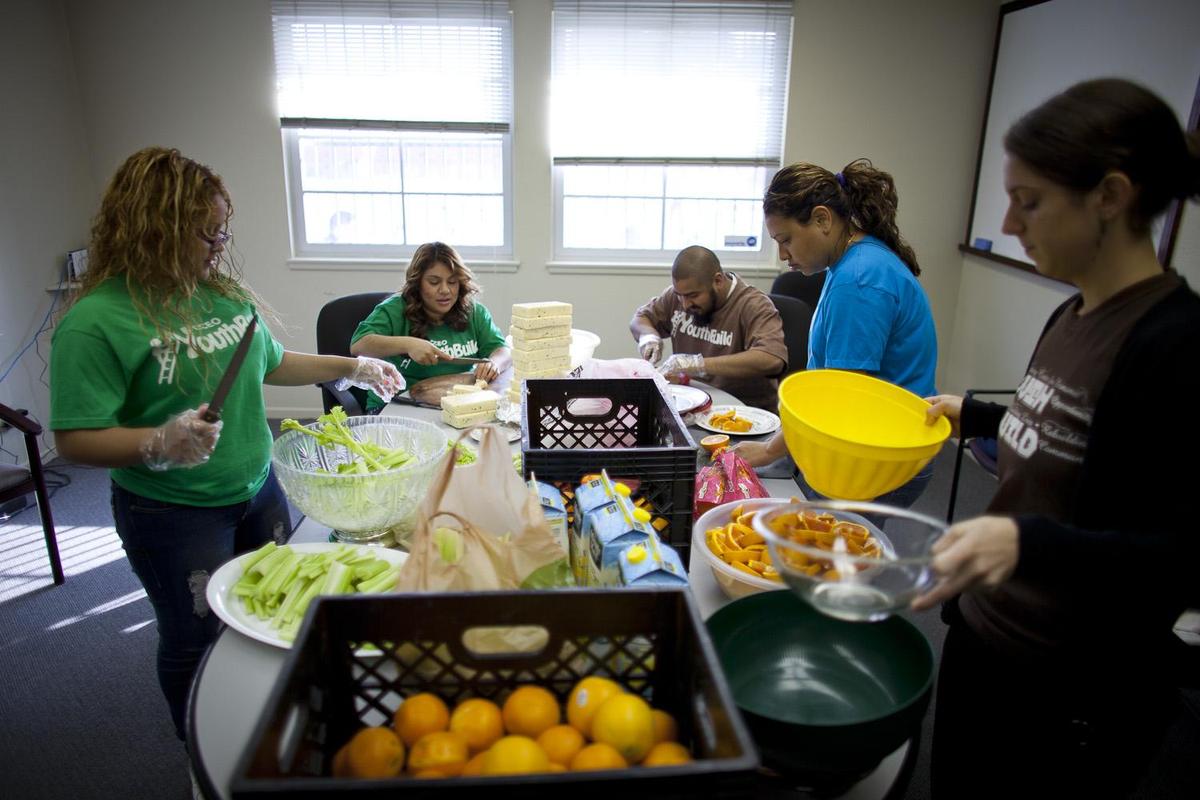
[{"x1": 751, "y1": 498, "x2": 948, "y2": 568}]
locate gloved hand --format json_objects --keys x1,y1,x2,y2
[
  {"x1": 657, "y1": 353, "x2": 707, "y2": 379},
  {"x1": 335, "y1": 356, "x2": 406, "y2": 403},
  {"x1": 140, "y1": 407, "x2": 222, "y2": 471},
  {"x1": 637, "y1": 333, "x2": 663, "y2": 363}
]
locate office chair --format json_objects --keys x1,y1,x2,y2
[
  {"x1": 945, "y1": 389, "x2": 1015, "y2": 523},
  {"x1": 771, "y1": 269, "x2": 827, "y2": 311},
  {"x1": 768, "y1": 293, "x2": 814, "y2": 376},
  {"x1": 315, "y1": 291, "x2": 391, "y2": 416},
  {"x1": 0, "y1": 404, "x2": 64, "y2": 584}
]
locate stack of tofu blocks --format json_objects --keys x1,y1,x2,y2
[
  {"x1": 440, "y1": 381, "x2": 501, "y2": 428},
  {"x1": 507, "y1": 301, "x2": 573, "y2": 407}
]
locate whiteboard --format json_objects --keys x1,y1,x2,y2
[{"x1": 967, "y1": 0, "x2": 1200, "y2": 264}]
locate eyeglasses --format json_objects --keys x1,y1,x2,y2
[{"x1": 200, "y1": 230, "x2": 232, "y2": 247}]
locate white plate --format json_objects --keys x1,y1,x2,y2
[
  {"x1": 669, "y1": 385, "x2": 712, "y2": 414},
  {"x1": 207, "y1": 542, "x2": 407, "y2": 649},
  {"x1": 468, "y1": 424, "x2": 521, "y2": 443},
  {"x1": 696, "y1": 405, "x2": 781, "y2": 436}
]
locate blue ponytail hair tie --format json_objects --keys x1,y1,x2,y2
[{"x1": 835, "y1": 171, "x2": 846, "y2": 188}]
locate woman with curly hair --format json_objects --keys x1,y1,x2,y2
[
  {"x1": 49, "y1": 146, "x2": 402, "y2": 741},
  {"x1": 351, "y1": 241, "x2": 511, "y2": 411},
  {"x1": 737, "y1": 159, "x2": 938, "y2": 508}
]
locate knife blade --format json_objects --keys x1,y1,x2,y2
[
  {"x1": 201, "y1": 317, "x2": 257, "y2": 423},
  {"x1": 445, "y1": 356, "x2": 489, "y2": 366}
]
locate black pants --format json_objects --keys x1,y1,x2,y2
[{"x1": 931, "y1": 609, "x2": 1176, "y2": 799}]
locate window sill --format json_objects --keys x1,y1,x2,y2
[
  {"x1": 287, "y1": 258, "x2": 519, "y2": 273},
  {"x1": 545, "y1": 261, "x2": 781, "y2": 278}
]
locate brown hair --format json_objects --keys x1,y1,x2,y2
[
  {"x1": 1004, "y1": 77, "x2": 1200, "y2": 235},
  {"x1": 763, "y1": 159, "x2": 920, "y2": 276},
  {"x1": 80, "y1": 146, "x2": 257, "y2": 342},
  {"x1": 400, "y1": 242, "x2": 480, "y2": 337}
]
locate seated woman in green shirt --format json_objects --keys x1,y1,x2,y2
[{"x1": 350, "y1": 241, "x2": 511, "y2": 410}]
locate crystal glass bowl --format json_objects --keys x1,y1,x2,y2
[
  {"x1": 751, "y1": 499, "x2": 947, "y2": 622},
  {"x1": 777, "y1": 369, "x2": 950, "y2": 500},
  {"x1": 272, "y1": 417, "x2": 448, "y2": 545}
]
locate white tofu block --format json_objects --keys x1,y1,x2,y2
[
  {"x1": 441, "y1": 408, "x2": 497, "y2": 428},
  {"x1": 510, "y1": 334, "x2": 572, "y2": 353},
  {"x1": 440, "y1": 390, "x2": 500, "y2": 415},
  {"x1": 450, "y1": 380, "x2": 488, "y2": 395},
  {"x1": 510, "y1": 324, "x2": 572, "y2": 343},
  {"x1": 514, "y1": 353, "x2": 571, "y2": 374},
  {"x1": 513, "y1": 344, "x2": 570, "y2": 363},
  {"x1": 512, "y1": 301, "x2": 572, "y2": 319},
  {"x1": 514, "y1": 364, "x2": 569, "y2": 380},
  {"x1": 510, "y1": 314, "x2": 573, "y2": 331}
]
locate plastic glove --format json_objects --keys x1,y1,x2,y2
[
  {"x1": 335, "y1": 356, "x2": 406, "y2": 403},
  {"x1": 140, "y1": 407, "x2": 222, "y2": 472},
  {"x1": 637, "y1": 333, "x2": 663, "y2": 363},
  {"x1": 657, "y1": 353, "x2": 707, "y2": 379}
]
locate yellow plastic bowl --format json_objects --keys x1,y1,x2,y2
[{"x1": 778, "y1": 370, "x2": 950, "y2": 500}]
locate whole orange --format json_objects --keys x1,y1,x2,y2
[
  {"x1": 566, "y1": 676, "x2": 624, "y2": 738},
  {"x1": 501, "y1": 685, "x2": 561, "y2": 738},
  {"x1": 590, "y1": 694, "x2": 655, "y2": 763},
  {"x1": 344, "y1": 726, "x2": 406, "y2": 779},
  {"x1": 330, "y1": 743, "x2": 350, "y2": 777},
  {"x1": 393, "y1": 693, "x2": 450, "y2": 747},
  {"x1": 407, "y1": 730, "x2": 469, "y2": 777},
  {"x1": 460, "y1": 751, "x2": 487, "y2": 776},
  {"x1": 480, "y1": 735, "x2": 551, "y2": 775},
  {"x1": 651, "y1": 708, "x2": 678, "y2": 743},
  {"x1": 449, "y1": 698, "x2": 505, "y2": 753},
  {"x1": 642, "y1": 741, "x2": 692, "y2": 766},
  {"x1": 536, "y1": 724, "x2": 585, "y2": 766},
  {"x1": 569, "y1": 742, "x2": 628, "y2": 771}
]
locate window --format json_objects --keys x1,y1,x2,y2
[
  {"x1": 551, "y1": 1, "x2": 792, "y2": 261},
  {"x1": 271, "y1": 0, "x2": 513, "y2": 259}
]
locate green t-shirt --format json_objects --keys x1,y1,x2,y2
[
  {"x1": 351, "y1": 295, "x2": 506, "y2": 410},
  {"x1": 50, "y1": 279, "x2": 285, "y2": 506}
]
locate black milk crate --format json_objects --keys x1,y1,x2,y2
[
  {"x1": 231, "y1": 590, "x2": 758, "y2": 799},
  {"x1": 520, "y1": 378, "x2": 698, "y2": 568}
]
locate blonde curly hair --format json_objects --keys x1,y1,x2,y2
[{"x1": 79, "y1": 146, "x2": 255, "y2": 339}]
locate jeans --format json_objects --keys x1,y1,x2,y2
[
  {"x1": 111, "y1": 470, "x2": 291, "y2": 741},
  {"x1": 793, "y1": 458, "x2": 935, "y2": 510}
]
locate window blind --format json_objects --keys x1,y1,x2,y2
[
  {"x1": 272, "y1": 0, "x2": 512, "y2": 129},
  {"x1": 552, "y1": 0, "x2": 792, "y2": 164}
]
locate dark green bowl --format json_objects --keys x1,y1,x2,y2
[{"x1": 706, "y1": 590, "x2": 934, "y2": 781}]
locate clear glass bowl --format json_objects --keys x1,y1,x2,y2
[
  {"x1": 751, "y1": 499, "x2": 946, "y2": 622},
  {"x1": 272, "y1": 417, "x2": 448, "y2": 545}
]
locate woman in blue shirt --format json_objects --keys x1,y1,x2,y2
[{"x1": 738, "y1": 159, "x2": 938, "y2": 508}]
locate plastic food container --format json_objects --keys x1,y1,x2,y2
[
  {"x1": 692, "y1": 498, "x2": 792, "y2": 599},
  {"x1": 777, "y1": 369, "x2": 950, "y2": 500}
]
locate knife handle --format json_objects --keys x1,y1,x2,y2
[{"x1": 200, "y1": 408, "x2": 222, "y2": 424}]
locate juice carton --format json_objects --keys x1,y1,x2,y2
[
  {"x1": 572, "y1": 471, "x2": 631, "y2": 584},
  {"x1": 585, "y1": 494, "x2": 656, "y2": 587},
  {"x1": 618, "y1": 535, "x2": 688, "y2": 587},
  {"x1": 530, "y1": 477, "x2": 568, "y2": 556}
]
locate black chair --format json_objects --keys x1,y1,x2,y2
[
  {"x1": 315, "y1": 292, "x2": 391, "y2": 415},
  {"x1": 768, "y1": 293, "x2": 814, "y2": 376},
  {"x1": 945, "y1": 389, "x2": 1015, "y2": 523},
  {"x1": 0, "y1": 404, "x2": 63, "y2": 585},
  {"x1": 771, "y1": 269, "x2": 827, "y2": 310}
]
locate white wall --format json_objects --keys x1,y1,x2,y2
[{"x1": 0, "y1": 0, "x2": 95, "y2": 464}]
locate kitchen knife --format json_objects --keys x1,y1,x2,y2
[
  {"x1": 200, "y1": 317, "x2": 257, "y2": 423},
  {"x1": 445, "y1": 356, "x2": 490, "y2": 366}
]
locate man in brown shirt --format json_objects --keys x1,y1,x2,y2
[{"x1": 630, "y1": 246, "x2": 788, "y2": 411}]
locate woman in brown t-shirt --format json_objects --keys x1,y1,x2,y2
[{"x1": 916, "y1": 79, "x2": 1200, "y2": 797}]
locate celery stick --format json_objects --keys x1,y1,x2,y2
[
  {"x1": 271, "y1": 576, "x2": 313, "y2": 629},
  {"x1": 321, "y1": 561, "x2": 353, "y2": 596},
  {"x1": 250, "y1": 545, "x2": 292, "y2": 578},
  {"x1": 353, "y1": 559, "x2": 389, "y2": 582},
  {"x1": 357, "y1": 564, "x2": 401, "y2": 594},
  {"x1": 256, "y1": 552, "x2": 301, "y2": 602},
  {"x1": 239, "y1": 541, "x2": 277, "y2": 574}
]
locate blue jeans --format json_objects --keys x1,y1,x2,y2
[
  {"x1": 111, "y1": 470, "x2": 291, "y2": 741},
  {"x1": 794, "y1": 459, "x2": 935, "y2": 510}
]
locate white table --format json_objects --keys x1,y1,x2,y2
[{"x1": 187, "y1": 381, "x2": 911, "y2": 799}]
